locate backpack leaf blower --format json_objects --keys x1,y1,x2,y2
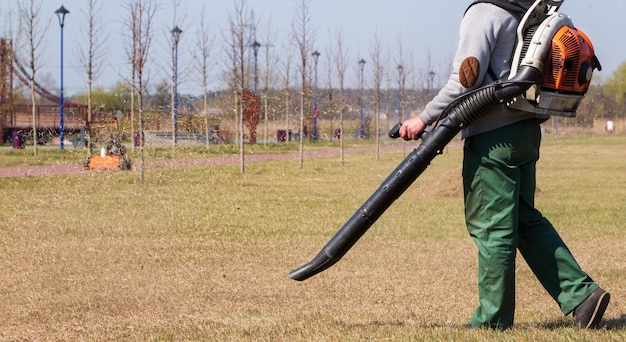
[{"x1": 289, "y1": 0, "x2": 600, "y2": 281}]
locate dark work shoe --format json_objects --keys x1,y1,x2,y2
[{"x1": 573, "y1": 288, "x2": 610, "y2": 328}]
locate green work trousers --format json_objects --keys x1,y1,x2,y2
[{"x1": 462, "y1": 119, "x2": 598, "y2": 329}]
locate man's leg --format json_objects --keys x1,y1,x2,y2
[
  {"x1": 463, "y1": 129, "x2": 522, "y2": 329},
  {"x1": 517, "y1": 212, "x2": 598, "y2": 314},
  {"x1": 515, "y1": 154, "x2": 599, "y2": 315}
]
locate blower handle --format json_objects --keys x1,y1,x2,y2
[
  {"x1": 388, "y1": 123, "x2": 402, "y2": 138},
  {"x1": 388, "y1": 122, "x2": 425, "y2": 140}
]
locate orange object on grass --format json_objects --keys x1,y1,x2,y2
[{"x1": 87, "y1": 155, "x2": 120, "y2": 169}]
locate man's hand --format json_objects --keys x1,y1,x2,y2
[{"x1": 399, "y1": 116, "x2": 427, "y2": 141}]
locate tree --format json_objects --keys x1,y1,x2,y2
[
  {"x1": 150, "y1": 79, "x2": 171, "y2": 110},
  {"x1": 261, "y1": 16, "x2": 278, "y2": 146},
  {"x1": 77, "y1": 0, "x2": 107, "y2": 155},
  {"x1": 242, "y1": 88, "x2": 260, "y2": 143},
  {"x1": 226, "y1": 0, "x2": 251, "y2": 173},
  {"x1": 195, "y1": 4, "x2": 214, "y2": 149},
  {"x1": 334, "y1": 30, "x2": 349, "y2": 165},
  {"x1": 282, "y1": 44, "x2": 293, "y2": 146},
  {"x1": 125, "y1": 0, "x2": 157, "y2": 181},
  {"x1": 292, "y1": 0, "x2": 313, "y2": 169},
  {"x1": 602, "y1": 62, "x2": 626, "y2": 133},
  {"x1": 325, "y1": 33, "x2": 334, "y2": 142},
  {"x1": 71, "y1": 84, "x2": 129, "y2": 113},
  {"x1": 370, "y1": 32, "x2": 386, "y2": 161},
  {"x1": 396, "y1": 35, "x2": 407, "y2": 156},
  {"x1": 17, "y1": 0, "x2": 48, "y2": 156}
]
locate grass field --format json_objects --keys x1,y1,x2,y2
[{"x1": 1, "y1": 136, "x2": 625, "y2": 341}]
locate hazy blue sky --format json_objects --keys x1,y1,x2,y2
[{"x1": 8, "y1": 0, "x2": 625, "y2": 97}]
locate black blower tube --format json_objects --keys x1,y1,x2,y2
[{"x1": 289, "y1": 66, "x2": 541, "y2": 281}]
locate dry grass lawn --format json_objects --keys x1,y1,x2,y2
[{"x1": 1, "y1": 136, "x2": 625, "y2": 341}]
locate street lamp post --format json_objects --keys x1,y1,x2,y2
[
  {"x1": 55, "y1": 5, "x2": 69, "y2": 150},
  {"x1": 397, "y1": 65, "x2": 403, "y2": 124},
  {"x1": 252, "y1": 41, "x2": 261, "y2": 94},
  {"x1": 312, "y1": 50, "x2": 320, "y2": 141},
  {"x1": 171, "y1": 26, "x2": 182, "y2": 150},
  {"x1": 359, "y1": 58, "x2": 366, "y2": 139}
]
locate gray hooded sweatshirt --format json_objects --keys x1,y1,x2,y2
[{"x1": 418, "y1": 0, "x2": 549, "y2": 138}]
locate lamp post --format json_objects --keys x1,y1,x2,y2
[
  {"x1": 359, "y1": 58, "x2": 366, "y2": 139},
  {"x1": 171, "y1": 26, "x2": 182, "y2": 150},
  {"x1": 55, "y1": 5, "x2": 69, "y2": 150},
  {"x1": 397, "y1": 65, "x2": 403, "y2": 124},
  {"x1": 312, "y1": 50, "x2": 320, "y2": 141},
  {"x1": 252, "y1": 40, "x2": 261, "y2": 94}
]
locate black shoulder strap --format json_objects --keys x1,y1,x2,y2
[{"x1": 466, "y1": 0, "x2": 527, "y2": 20}]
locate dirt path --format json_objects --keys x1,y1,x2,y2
[{"x1": 0, "y1": 144, "x2": 407, "y2": 178}]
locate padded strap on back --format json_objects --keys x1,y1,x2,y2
[{"x1": 465, "y1": 0, "x2": 527, "y2": 19}]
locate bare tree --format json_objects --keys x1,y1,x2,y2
[
  {"x1": 396, "y1": 35, "x2": 407, "y2": 156},
  {"x1": 195, "y1": 4, "x2": 214, "y2": 149},
  {"x1": 77, "y1": 0, "x2": 107, "y2": 155},
  {"x1": 223, "y1": 13, "x2": 240, "y2": 150},
  {"x1": 325, "y1": 33, "x2": 334, "y2": 142},
  {"x1": 124, "y1": 2, "x2": 137, "y2": 154},
  {"x1": 261, "y1": 17, "x2": 277, "y2": 146},
  {"x1": 282, "y1": 44, "x2": 292, "y2": 146},
  {"x1": 292, "y1": 0, "x2": 313, "y2": 169},
  {"x1": 334, "y1": 30, "x2": 349, "y2": 165},
  {"x1": 227, "y1": 0, "x2": 250, "y2": 173},
  {"x1": 370, "y1": 31, "x2": 386, "y2": 161},
  {"x1": 125, "y1": 0, "x2": 157, "y2": 181},
  {"x1": 17, "y1": 0, "x2": 48, "y2": 156},
  {"x1": 407, "y1": 52, "x2": 420, "y2": 122}
]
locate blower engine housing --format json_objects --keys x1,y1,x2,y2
[{"x1": 508, "y1": 0, "x2": 601, "y2": 117}]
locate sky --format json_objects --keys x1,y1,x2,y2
[{"x1": 4, "y1": 0, "x2": 625, "y2": 98}]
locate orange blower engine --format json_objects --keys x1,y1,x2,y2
[
  {"x1": 544, "y1": 26, "x2": 600, "y2": 94},
  {"x1": 508, "y1": 0, "x2": 601, "y2": 117}
]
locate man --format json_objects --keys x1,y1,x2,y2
[{"x1": 399, "y1": 0, "x2": 610, "y2": 330}]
